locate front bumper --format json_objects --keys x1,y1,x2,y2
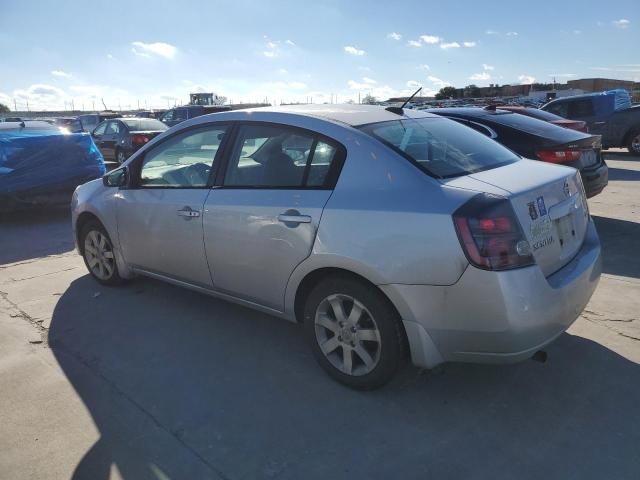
[
  {"x1": 382, "y1": 220, "x2": 602, "y2": 368},
  {"x1": 581, "y1": 162, "x2": 608, "y2": 198}
]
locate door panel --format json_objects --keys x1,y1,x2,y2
[
  {"x1": 117, "y1": 189, "x2": 213, "y2": 287},
  {"x1": 203, "y1": 189, "x2": 331, "y2": 309}
]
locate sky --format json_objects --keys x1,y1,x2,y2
[{"x1": 0, "y1": 0, "x2": 638, "y2": 111}]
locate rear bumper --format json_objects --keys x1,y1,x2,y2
[
  {"x1": 581, "y1": 162, "x2": 608, "y2": 198},
  {"x1": 382, "y1": 220, "x2": 602, "y2": 368}
]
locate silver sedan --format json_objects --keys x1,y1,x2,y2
[{"x1": 72, "y1": 105, "x2": 602, "y2": 389}]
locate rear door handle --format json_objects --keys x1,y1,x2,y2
[
  {"x1": 177, "y1": 206, "x2": 201, "y2": 218},
  {"x1": 278, "y1": 213, "x2": 311, "y2": 224}
]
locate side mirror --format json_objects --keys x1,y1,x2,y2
[{"x1": 103, "y1": 167, "x2": 128, "y2": 187}]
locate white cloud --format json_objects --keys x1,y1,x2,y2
[
  {"x1": 406, "y1": 80, "x2": 421, "y2": 89},
  {"x1": 263, "y1": 50, "x2": 276, "y2": 58},
  {"x1": 106, "y1": 53, "x2": 114, "y2": 59},
  {"x1": 344, "y1": 45, "x2": 365, "y2": 56},
  {"x1": 420, "y1": 35, "x2": 441, "y2": 44},
  {"x1": 518, "y1": 74, "x2": 535, "y2": 84},
  {"x1": 51, "y1": 70, "x2": 71, "y2": 78},
  {"x1": 285, "y1": 39, "x2": 296, "y2": 46},
  {"x1": 612, "y1": 19, "x2": 630, "y2": 29},
  {"x1": 387, "y1": 32, "x2": 402, "y2": 40},
  {"x1": 418, "y1": 64, "x2": 430, "y2": 70},
  {"x1": 485, "y1": 29, "x2": 499, "y2": 35},
  {"x1": 506, "y1": 31, "x2": 518, "y2": 36},
  {"x1": 267, "y1": 41, "x2": 278, "y2": 49},
  {"x1": 362, "y1": 77, "x2": 377, "y2": 85},
  {"x1": 463, "y1": 41, "x2": 476, "y2": 47},
  {"x1": 288, "y1": 81, "x2": 307, "y2": 89},
  {"x1": 470, "y1": 72, "x2": 491, "y2": 81},
  {"x1": 131, "y1": 41, "x2": 177, "y2": 59},
  {"x1": 0, "y1": 92, "x2": 11, "y2": 105},
  {"x1": 573, "y1": 30, "x2": 582, "y2": 34},
  {"x1": 407, "y1": 40, "x2": 422, "y2": 47},
  {"x1": 278, "y1": 68, "x2": 288, "y2": 74},
  {"x1": 482, "y1": 64, "x2": 494, "y2": 71},
  {"x1": 427, "y1": 76, "x2": 450, "y2": 88},
  {"x1": 590, "y1": 66, "x2": 612, "y2": 71},
  {"x1": 440, "y1": 42, "x2": 460, "y2": 49}
]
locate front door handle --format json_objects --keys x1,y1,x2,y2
[
  {"x1": 177, "y1": 206, "x2": 201, "y2": 218},
  {"x1": 278, "y1": 212, "x2": 311, "y2": 224}
]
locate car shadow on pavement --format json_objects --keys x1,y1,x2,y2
[
  {"x1": 606, "y1": 167, "x2": 640, "y2": 182},
  {"x1": 48, "y1": 275, "x2": 640, "y2": 480},
  {"x1": 592, "y1": 215, "x2": 640, "y2": 279},
  {"x1": 604, "y1": 151, "x2": 639, "y2": 162},
  {"x1": 0, "y1": 207, "x2": 74, "y2": 265}
]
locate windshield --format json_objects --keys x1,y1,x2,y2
[
  {"x1": 359, "y1": 117, "x2": 519, "y2": 178},
  {"x1": 122, "y1": 119, "x2": 167, "y2": 131}
]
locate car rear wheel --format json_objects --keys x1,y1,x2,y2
[
  {"x1": 627, "y1": 130, "x2": 640, "y2": 155},
  {"x1": 303, "y1": 275, "x2": 405, "y2": 389},
  {"x1": 116, "y1": 149, "x2": 127, "y2": 165},
  {"x1": 80, "y1": 221, "x2": 123, "y2": 286}
]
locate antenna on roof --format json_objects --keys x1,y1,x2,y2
[{"x1": 385, "y1": 87, "x2": 422, "y2": 115}]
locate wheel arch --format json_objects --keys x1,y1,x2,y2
[{"x1": 75, "y1": 211, "x2": 103, "y2": 254}]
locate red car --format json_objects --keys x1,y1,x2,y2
[{"x1": 498, "y1": 106, "x2": 588, "y2": 133}]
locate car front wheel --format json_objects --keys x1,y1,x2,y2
[
  {"x1": 628, "y1": 130, "x2": 640, "y2": 155},
  {"x1": 116, "y1": 149, "x2": 127, "y2": 165},
  {"x1": 303, "y1": 275, "x2": 405, "y2": 389},
  {"x1": 80, "y1": 221, "x2": 123, "y2": 286}
]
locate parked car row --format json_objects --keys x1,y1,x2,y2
[
  {"x1": 91, "y1": 118, "x2": 168, "y2": 164},
  {"x1": 72, "y1": 104, "x2": 602, "y2": 389}
]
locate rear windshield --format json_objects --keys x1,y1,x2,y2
[
  {"x1": 359, "y1": 117, "x2": 519, "y2": 178},
  {"x1": 122, "y1": 119, "x2": 167, "y2": 131},
  {"x1": 483, "y1": 111, "x2": 584, "y2": 141},
  {"x1": 515, "y1": 108, "x2": 564, "y2": 122}
]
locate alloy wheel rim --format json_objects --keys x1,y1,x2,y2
[
  {"x1": 632, "y1": 135, "x2": 640, "y2": 153},
  {"x1": 84, "y1": 230, "x2": 115, "y2": 280},
  {"x1": 117, "y1": 151, "x2": 126, "y2": 164},
  {"x1": 314, "y1": 294, "x2": 381, "y2": 376}
]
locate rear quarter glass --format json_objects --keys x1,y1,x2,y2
[{"x1": 359, "y1": 117, "x2": 519, "y2": 178}]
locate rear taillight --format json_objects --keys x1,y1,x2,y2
[
  {"x1": 453, "y1": 193, "x2": 534, "y2": 271},
  {"x1": 132, "y1": 134, "x2": 150, "y2": 145},
  {"x1": 535, "y1": 149, "x2": 581, "y2": 164}
]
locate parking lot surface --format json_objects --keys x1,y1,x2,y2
[{"x1": 1, "y1": 151, "x2": 639, "y2": 479}]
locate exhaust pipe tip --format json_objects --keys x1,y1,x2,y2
[{"x1": 532, "y1": 350, "x2": 548, "y2": 363}]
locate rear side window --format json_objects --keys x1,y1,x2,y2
[
  {"x1": 224, "y1": 124, "x2": 343, "y2": 188},
  {"x1": 567, "y1": 99, "x2": 594, "y2": 118},
  {"x1": 359, "y1": 117, "x2": 518, "y2": 178},
  {"x1": 122, "y1": 119, "x2": 167, "y2": 131}
]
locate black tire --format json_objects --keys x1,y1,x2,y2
[
  {"x1": 79, "y1": 220, "x2": 124, "y2": 286},
  {"x1": 627, "y1": 129, "x2": 640, "y2": 155},
  {"x1": 303, "y1": 275, "x2": 405, "y2": 390},
  {"x1": 116, "y1": 148, "x2": 127, "y2": 165}
]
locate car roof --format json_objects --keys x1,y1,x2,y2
[
  {"x1": 0, "y1": 120, "x2": 58, "y2": 131},
  {"x1": 228, "y1": 104, "x2": 438, "y2": 127}
]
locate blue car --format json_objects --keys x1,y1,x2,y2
[{"x1": 0, "y1": 121, "x2": 105, "y2": 211}]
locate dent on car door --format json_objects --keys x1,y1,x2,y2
[
  {"x1": 203, "y1": 123, "x2": 345, "y2": 310},
  {"x1": 116, "y1": 123, "x2": 231, "y2": 287}
]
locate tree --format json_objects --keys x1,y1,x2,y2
[
  {"x1": 463, "y1": 84, "x2": 481, "y2": 98},
  {"x1": 435, "y1": 86, "x2": 457, "y2": 100},
  {"x1": 361, "y1": 93, "x2": 377, "y2": 105},
  {"x1": 0, "y1": 103, "x2": 9, "y2": 114}
]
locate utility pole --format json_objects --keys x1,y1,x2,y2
[
  {"x1": 14, "y1": 98, "x2": 17, "y2": 111},
  {"x1": 92, "y1": 100, "x2": 95, "y2": 111},
  {"x1": 26, "y1": 99, "x2": 30, "y2": 112}
]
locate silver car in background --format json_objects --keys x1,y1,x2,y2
[{"x1": 71, "y1": 105, "x2": 602, "y2": 389}]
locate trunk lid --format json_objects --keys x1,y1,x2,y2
[{"x1": 453, "y1": 159, "x2": 589, "y2": 276}]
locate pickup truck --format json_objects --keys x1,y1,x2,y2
[
  {"x1": 542, "y1": 90, "x2": 640, "y2": 154},
  {"x1": 159, "y1": 105, "x2": 231, "y2": 127}
]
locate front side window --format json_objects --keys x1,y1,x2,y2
[
  {"x1": 224, "y1": 124, "x2": 341, "y2": 188},
  {"x1": 359, "y1": 117, "x2": 519, "y2": 178},
  {"x1": 174, "y1": 109, "x2": 188, "y2": 121},
  {"x1": 161, "y1": 110, "x2": 175, "y2": 122},
  {"x1": 545, "y1": 102, "x2": 568, "y2": 118},
  {"x1": 139, "y1": 125, "x2": 228, "y2": 187}
]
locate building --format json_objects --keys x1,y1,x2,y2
[{"x1": 567, "y1": 78, "x2": 636, "y2": 93}]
